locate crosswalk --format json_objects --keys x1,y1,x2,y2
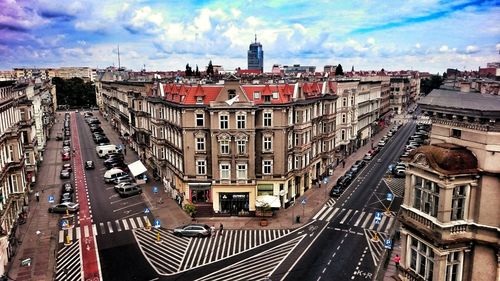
[
  {"x1": 313, "y1": 206, "x2": 396, "y2": 234},
  {"x1": 196, "y1": 235, "x2": 305, "y2": 281},
  {"x1": 134, "y1": 228, "x2": 292, "y2": 275},
  {"x1": 54, "y1": 240, "x2": 82, "y2": 281},
  {"x1": 364, "y1": 229, "x2": 389, "y2": 267},
  {"x1": 325, "y1": 198, "x2": 336, "y2": 207},
  {"x1": 58, "y1": 216, "x2": 150, "y2": 243}
]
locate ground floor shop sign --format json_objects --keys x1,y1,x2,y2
[{"x1": 219, "y1": 193, "x2": 249, "y2": 216}]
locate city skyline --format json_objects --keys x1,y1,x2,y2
[{"x1": 1, "y1": 0, "x2": 499, "y2": 73}]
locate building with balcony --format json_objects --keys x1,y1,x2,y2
[
  {"x1": 98, "y1": 75, "x2": 383, "y2": 216},
  {"x1": 397, "y1": 89, "x2": 500, "y2": 281}
]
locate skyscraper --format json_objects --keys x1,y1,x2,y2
[{"x1": 247, "y1": 35, "x2": 264, "y2": 72}]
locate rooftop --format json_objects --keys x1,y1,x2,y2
[
  {"x1": 410, "y1": 143, "x2": 478, "y2": 175},
  {"x1": 419, "y1": 89, "x2": 500, "y2": 112}
]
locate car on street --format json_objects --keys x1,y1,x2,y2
[
  {"x1": 63, "y1": 140, "x2": 71, "y2": 146},
  {"x1": 63, "y1": 163, "x2": 72, "y2": 172},
  {"x1": 62, "y1": 182, "x2": 74, "y2": 193},
  {"x1": 329, "y1": 185, "x2": 343, "y2": 197},
  {"x1": 90, "y1": 126, "x2": 103, "y2": 133},
  {"x1": 114, "y1": 182, "x2": 137, "y2": 191},
  {"x1": 62, "y1": 152, "x2": 71, "y2": 161},
  {"x1": 60, "y1": 192, "x2": 75, "y2": 203},
  {"x1": 394, "y1": 168, "x2": 406, "y2": 178},
  {"x1": 116, "y1": 185, "x2": 142, "y2": 197},
  {"x1": 48, "y1": 202, "x2": 79, "y2": 213},
  {"x1": 95, "y1": 137, "x2": 110, "y2": 144},
  {"x1": 353, "y1": 160, "x2": 366, "y2": 169},
  {"x1": 85, "y1": 160, "x2": 95, "y2": 169},
  {"x1": 113, "y1": 175, "x2": 133, "y2": 185},
  {"x1": 56, "y1": 133, "x2": 63, "y2": 141},
  {"x1": 60, "y1": 169, "x2": 71, "y2": 179},
  {"x1": 62, "y1": 146, "x2": 71, "y2": 153},
  {"x1": 378, "y1": 140, "x2": 387, "y2": 147},
  {"x1": 104, "y1": 158, "x2": 125, "y2": 168},
  {"x1": 363, "y1": 152, "x2": 373, "y2": 161},
  {"x1": 173, "y1": 224, "x2": 211, "y2": 237}
]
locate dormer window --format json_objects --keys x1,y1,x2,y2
[
  {"x1": 228, "y1": 89, "x2": 236, "y2": 99},
  {"x1": 264, "y1": 95, "x2": 271, "y2": 102},
  {"x1": 196, "y1": 96, "x2": 203, "y2": 104}
]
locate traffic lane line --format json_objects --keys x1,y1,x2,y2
[{"x1": 112, "y1": 201, "x2": 145, "y2": 212}]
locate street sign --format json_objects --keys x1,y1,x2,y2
[
  {"x1": 374, "y1": 211, "x2": 382, "y2": 224},
  {"x1": 154, "y1": 219, "x2": 161, "y2": 229},
  {"x1": 153, "y1": 186, "x2": 159, "y2": 194},
  {"x1": 60, "y1": 219, "x2": 68, "y2": 228},
  {"x1": 144, "y1": 208, "x2": 150, "y2": 214},
  {"x1": 48, "y1": 195, "x2": 54, "y2": 203},
  {"x1": 301, "y1": 199, "x2": 307, "y2": 205},
  {"x1": 386, "y1": 192, "x2": 393, "y2": 201},
  {"x1": 323, "y1": 178, "x2": 328, "y2": 184},
  {"x1": 384, "y1": 239, "x2": 393, "y2": 249}
]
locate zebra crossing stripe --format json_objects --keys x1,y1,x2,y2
[
  {"x1": 136, "y1": 217, "x2": 144, "y2": 228},
  {"x1": 362, "y1": 213, "x2": 372, "y2": 228},
  {"x1": 100, "y1": 222, "x2": 105, "y2": 234},
  {"x1": 75, "y1": 227, "x2": 80, "y2": 239},
  {"x1": 92, "y1": 224, "x2": 98, "y2": 236},
  {"x1": 129, "y1": 218, "x2": 137, "y2": 229},
  {"x1": 68, "y1": 229, "x2": 73, "y2": 241},
  {"x1": 340, "y1": 209, "x2": 353, "y2": 224},
  {"x1": 107, "y1": 221, "x2": 114, "y2": 233},
  {"x1": 123, "y1": 219, "x2": 129, "y2": 230},
  {"x1": 143, "y1": 216, "x2": 150, "y2": 226},
  {"x1": 376, "y1": 216, "x2": 387, "y2": 232},
  {"x1": 115, "y1": 220, "x2": 122, "y2": 232},
  {"x1": 313, "y1": 206, "x2": 327, "y2": 220},
  {"x1": 385, "y1": 217, "x2": 395, "y2": 231},
  {"x1": 84, "y1": 225, "x2": 89, "y2": 238},
  {"x1": 325, "y1": 208, "x2": 340, "y2": 221},
  {"x1": 59, "y1": 230, "x2": 64, "y2": 243},
  {"x1": 354, "y1": 212, "x2": 366, "y2": 226}
]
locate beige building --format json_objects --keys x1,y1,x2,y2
[{"x1": 397, "y1": 89, "x2": 500, "y2": 281}]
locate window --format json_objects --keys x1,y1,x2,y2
[
  {"x1": 196, "y1": 137, "x2": 205, "y2": 151},
  {"x1": 228, "y1": 89, "x2": 236, "y2": 99},
  {"x1": 196, "y1": 96, "x2": 203, "y2": 104},
  {"x1": 196, "y1": 160, "x2": 206, "y2": 175},
  {"x1": 263, "y1": 136, "x2": 272, "y2": 151},
  {"x1": 342, "y1": 114, "x2": 347, "y2": 123},
  {"x1": 237, "y1": 163, "x2": 247, "y2": 179},
  {"x1": 220, "y1": 140, "x2": 230, "y2": 154},
  {"x1": 254, "y1": 91, "x2": 260, "y2": 99},
  {"x1": 288, "y1": 155, "x2": 293, "y2": 171},
  {"x1": 219, "y1": 114, "x2": 229, "y2": 129},
  {"x1": 451, "y1": 128, "x2": 461, "y2": 139},
  {"x1": 220, "y1": 163, "x2": 230, "y2": 179},
  {"x1": 451, "y1": 186, "x2": 466, "y2": 221},
  {"x1": 288, "y1": 110, "x2": 293, "y2": 125},
  {"x1": 288, "y1": 133, "x2": 293, "y2": 149},
  {"x1": 236, "y1": 139, "x2": 246, "y2": 154},
  {"x1": 342, "y1": 98, "x2": 347, "y2": 107},
  {"x1": 263, "y1": 160, "x2": 273, "y2": 175},
  {"x1": 272, "y1": 91, "x2": 279, "y2": 99},
  {"x1": 237, "y1": 114, "x2": 246, "y2": 129},
  {"x1": 350, "y1": 96, "x2": 354, "y2": 105},
  {"x1": 196, "y1": 113, "x2": 204, "y2": 127},
  {"x1": 413, "y1": 176, "x2": 440, "y2": 217},
  {"x1": 409, "y1": 237, "x2": 434, "y2": 280},
  {"x1": 263, "y1": 112, "x2": 272, "y2": 127},
  {"x1": 341, "y1": 129, "x2": 346, "y2": 141},
  {"x1": 264, "y1": 95, "x2": 271, "y2": 102},
  {"x1": 446, "y1": 251, "x2": 463, "y2": 281}
]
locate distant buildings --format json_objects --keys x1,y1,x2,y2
[
  {"x1": 6, "y1": 67, "x2": 97, "y2": 82},
  {"x1": 283, "y1": 64, "x2": 316, "y2": 74},
  {"x1": 247, "y1": 35, "x2": 264, "y2": 72},
  {"x1": 397, "y1": 89, "x2": 500, "y2": 281}
]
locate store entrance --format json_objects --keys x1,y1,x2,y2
[{"x1": 219, "y1": 193, "x2": 249, "y2": 216}]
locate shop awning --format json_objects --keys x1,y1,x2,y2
[
  {"x1": 255, "y1": 195, "x2": 281, "y2": 209},
  {"x1": 128, "y1": 160, "x2": 148, "y2": 177}
]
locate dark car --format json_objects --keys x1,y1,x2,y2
[
  {"x1": 107, "y1": 162, "x2": 128, "y2": 170},
  {"x1": 90, "y1": 126, "x2": 103, "y2": 133},
  {"x1": 62, "y1": 182, "x2": 74, "y2": 193},
  {"x1": 60, "y1": 169, "x2": 71, "y2": 179},
  {"x1": 48, "y1": 202, "x2": 79, "y2": 214},
  {"x1": 104, "y1": 158, "x2": 125, "y2": 168},
  {"x1": 63, "y1": 140, "x2": 71, "y2": 146},
  {"x1": 85, "y1": 161, "x2": 95, "y2": 169},
  {"x1": 339, "y1": 174, "x2": 352, "y2": 187},
  {"x1": 173, "y1": 224, "x2": 211, "y2": 237},
  {"x1": 354, "y1": 160, "x2": 366, "y2": 169},
  {"x1": 330, "y1": 185, "x2": 343, "y2": 197},
  {"x1": 106, "y1": 153, "x2": 124, "y2": 161},
  {"x1": 95, "y1": 136, "x2": 110, "y2": 144}
]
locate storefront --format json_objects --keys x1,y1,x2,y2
[
  {"x1": 189, "y1": 183, "x2": 211, "y2": 203},
  {"x1": 218, "y1": 193, "x2": 249, "y2": 216}
]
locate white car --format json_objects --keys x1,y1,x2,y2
[{"x1": 378, "y1": 140, "x2": 386, "y2": 147}]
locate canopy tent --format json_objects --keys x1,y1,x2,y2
[
  {"x1": 255, "y1": 195, "x2": 281, "y2": 209},
  {"x1": 127, "y1": 160, "x2": 148, "y2": 177}
]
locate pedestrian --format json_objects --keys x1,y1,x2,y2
[
  {"x1": 35, "y1": 191, "x2": 40, "y2": 202},
  {"x1": 342, "y1": 160, "x2": 346, "y2": 169},
  {"x1": 219, "y1": 223, "x2": 224, "y2": 236},
  {"x1": 124, "y1": 147, "x2": 127, "y2": 155},
  {"x1": 393, "y1": 254, "x2": 401, "y2": 270},
  {"x1": 210, "y1": 225, "x2": 215, "y2": 237}
]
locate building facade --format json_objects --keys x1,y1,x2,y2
[
  {"x1": 247, "y1": 36, "x2": 264, "y2": 72},
  {"x1": 397, "y1": 89, "x2": 500, "y2": 281}
]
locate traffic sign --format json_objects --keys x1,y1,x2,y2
[
  {"x1": 374, "y1": 211, "x2": 382, "y2": 224},
  {"x1": 60, "y1": 219, "x2": 68, "y2": 228},
  {"x1": 386, "y1": 192, "x2": 393, "y2": 201},
  {"x1": 144, "y1": 208, "x2": 150, "y2": 214},
  {"x1": 154, "y1": 219, "x2": 161, "y2": 229},
  {"x1": 301, "y1": 199, "x2": 307, "y2": 205},
  {"x1": 323, "y1": 178, "x2": 328, "y2": 184},
  {"x1": 153, "y1": 186, "x2": 159, "y2": 194},
  {"x1": 384, "y1": 239, "x2": 393, "y2": 249},
  {"x1": 48, "y1": 195, "x2": 54, "y2": 203}
]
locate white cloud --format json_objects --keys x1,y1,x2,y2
[
  {"x1": 496, "y1": 43, "x2": 500, "y2": 51},
  {"x1": 439, "y1": 45, "x2": 449, "y2": 52},
  {"x1": 465, "y1": 45, "x2": 479, "y2": 54},
  {"x1": 125, "y1": 6, "x2": 164, "y2": 34},
  {"x1": 367, "y1": 37, "x2": 375, "y2": 45},
  {"x1": 415, "y1": 43, "x2": 421, "y2": 48}
]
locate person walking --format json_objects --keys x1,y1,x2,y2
[
  {"x1": 393, "y1": 254, "x2": 401, "y2": 271},
  {"x1": 210, "y1": 225, "x2": 216, "y2": 237},
  {"x1": 342, "y1": 159, "x2": 346, "y2": 169},
  {"x1": 35, "y1": 191, "x2": 40, "y2": 202},
  {"x1": 219, "y1": 223, "x2": 224, "y2": 236}
]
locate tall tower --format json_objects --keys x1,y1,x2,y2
[{"x1": 247, "y1": 34, "x2": 264, "y2": 72}]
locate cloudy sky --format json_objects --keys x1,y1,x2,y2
[{"x1": 1, "y1": 0, "x2": 499, "y2": 73}]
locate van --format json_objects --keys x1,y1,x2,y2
[
  {"x1": 96, "y1": 145, "x2": 120, "y2": 158},
  {"x1": 117, "y1": 185, "x2": 142, "y2": 197},
  {"x1": 104, "y1": 168, "x2": 127, "y2": 183}
]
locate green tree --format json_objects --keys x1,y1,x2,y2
[
  {"x1": 420, "y1": 75, "x2": 443, "y2": 95},
  {"x1": 207, "y1": 60, "x2": 214, "y2": 76},
  {"x1": 335, "y1": 64, "x2": 344, "y2": 76},
  {"x1": 52, "y1": 77, "x2": 96, "y2": 108},
  {"x1": 195, "y1": 65, "x2": 200, "y2": 77},
  {"x1": 185, "y1": 63, "x2": 192, "y2": 76}
]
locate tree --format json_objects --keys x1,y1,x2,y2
[
  {"x1": 185, "y1": 63, "x2": 192, "y2": 76},
  {"x1": 207, "y1": 60, "x2": 214, "y2": 76},
  {"x1": 335, "y1": 64, "x2": 344, "y2": 76},
  {"x1": 420, "y1": 75, "x2": 443, "y2": 95},
  {"x1": 195, "y1": 65, "x2": 200, "y2": 77},
  {"x1": 52, "y1": 77, "x2": 96, "y2": 108}
]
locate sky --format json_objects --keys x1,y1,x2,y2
[{"x1": 0, "y1": 0, "x2": 499, "y2": 74}]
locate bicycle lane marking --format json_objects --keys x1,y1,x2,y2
[{"x1": 72, "y1": 113, "x2": 103, "y2": 281}]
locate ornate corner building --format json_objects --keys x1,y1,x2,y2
[{"x1": 397, "y1": 89, "x2": 500, "y2": 281}]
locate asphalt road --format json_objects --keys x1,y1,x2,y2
[
  {"x1": 74, "y1": 113, "x2": 157, "y2": 281},
  {"x1": 274, "y1": 121, "x2": 416, "y2": 281}
]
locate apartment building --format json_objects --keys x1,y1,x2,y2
[
  {"x1": 12, "y1": 67, "x2": 96, "y2": 82},
  {"x1": 98, "y1": 75, "x2": 384, "y2": 216},
  {"x1": 397, "y1": 89, "x2": 500, "y2": 281}
]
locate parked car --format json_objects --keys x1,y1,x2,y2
[
  {"x1": 113, "y1": 175, "x2": 133, "y2": 185},
  {"x1": 62, "y1": 152, "x2": 71, "y2": 161},
  {"x1": 62, "y1": 182, "x2": 74, "y2": 193},
  {"x1": 116, "y1": 184, "x2": 142, "y2": 197},
  {"x1": 90, "y1": 126, "x2": 103, "y2": 133},
  {"x1": 363, "y1": 152, "x2": 373, "y2": 161},
  {"x1": 104, "y1": 158, "x2": 125, "y2": 168},
  {"x1": 56, "y1": 133, "x2": 63, "y2": 141},
  {"x1": 353, "y1": 160, "x2": 366, "y2": 169},
  {"x1": 330, "y1": 185, "x2": 343, "y2": 197},
  {"x1": 378, "y1": 140, "x2": 387, "y2": 147},
  {"x1": 173, "y1": 224, "x2": 211, "y2": 237},
  {"x1": 48, "y1": 202, "x2": 79, "y2": 214},
  {"x1": 394, "y1": 168, "x2": 406, "y2": 178},
  {"x1": 114, "y1": 182, "x2": 137, "y2": 192},
  {"x1": 63, "y1": 140, "x2": 71, "y2": 146},
  {"x1": 62, "y1": 163, "x2": 72, "y2": 172},
  {"x1": 60, "y1": 169, "x2": 71, "y2": 179},
  {"x1": 85, "y1": 160, "x2": 95, "y2": 169},
  {"x1": 95, "y1": 136, "x2": 110, "y2": 144},
  {"x1": 60, "y1": 192, "x2": 75, "y2": 203}
]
